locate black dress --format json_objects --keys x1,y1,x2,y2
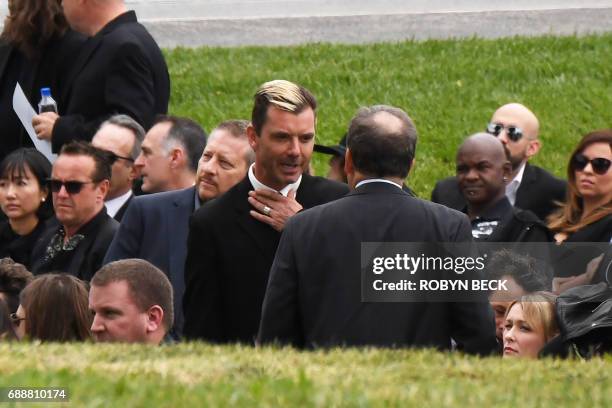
[{"x1": 0, "y1": 220, "x2": 47, "y2": 270}]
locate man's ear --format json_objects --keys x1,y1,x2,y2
[
  {"x1": 145, "y1": 305, "x2": 164, "y2": 333},
  {"x1": 128, "y1": 162, "x2": 140, "y2": 181},
  {"x1": 246, "y1": 125, "x2": 258, "y2": 151},
  {"x1": 97, "y1": 179, "x2": 110, "y2": 201},
  {"x1": 502, "y1": 160, "x2": 512, "y2": 182},
  {"x1": 344, "y1": 148, "x2": 354, "y2": 177},
  {"x1": 526, "y1": 139, "x2": 541, "y2": 159},
  {"x1": 408, "y1": 157, "x2": 416, "y2": 176},
  {"x1": 169, "y1": 148, "x2": 185, "y2": 169}
]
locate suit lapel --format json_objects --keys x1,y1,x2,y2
[
  {"x1": 515, "y1": 163, "x2": 536, "y2": 208},
  {"x1": 233, "y1": 178, "x2": 280, "y2": 257},
  {"x1": 167, "y1": 187, "x2": 196, "y2": 279}
]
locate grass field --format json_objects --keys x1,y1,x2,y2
[
  {"x1": 165, "y1": 34, "x2": 612, "y2": 197},
  {"x1": 0, "y1": 343, "x2": 610, "y2": 407}
]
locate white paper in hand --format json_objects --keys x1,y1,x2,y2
[{"x1": 12, "y1": 82, "x2": 56, "y2": 163}]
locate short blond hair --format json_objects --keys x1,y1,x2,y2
[
  {"x1": 251, "y1": 80, "x2": 316, "y2": 135},
  {"x1": 506, "y1": 291, "x2": 559, "y2": 342}
]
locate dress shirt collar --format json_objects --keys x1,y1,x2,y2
[
  {"x1": 104, "y1": 190, "x2": 132, "y2": 218},
  {"x1": 356, "y1": 178, "x2": 403, "y2": 189},
  {"x1": 248, "y1": 163, "x2": 302, "y2": 197},
  {"x1": 506, "y1": 161, "x2": 526, "y2": 205}
]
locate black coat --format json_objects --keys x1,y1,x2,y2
[
  {"x1": 51, "y1": 11, "x2": 170, "y2": 151},
  {"x1": 257, "y1": 182, "x2": 497, "y2": 353},
  {"x1": 0, "y1": 220, "x2": 47, "y2": 270},
  {"x1": 30, "y1": 209, "x2": 118, "y2": 281},
  {"x1": 0, "y1": 31, "x2": 86, "y2": 160},
  {"x1": 182, "y1": 174, "x2": 349, "y2": 344},
  {"x1": 431, "y1": 163, "x2": 567, "y2": 221}
]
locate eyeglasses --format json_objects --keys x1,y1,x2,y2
[
  {"x1": 105, "y1": 151, "x2": 134, "y2": 164},
  {"x1": 571, "y1": 153, "x2": 611, "y2": 175},
  {"x1": 486, "y1": 123, "x2": 524, "y2": 142},
  {"x1": 9, "y1": 312, "x2": 25, "y2": 327},
  {"x1": 47, "y1": 179, "x2": 97, "y2": 194}
]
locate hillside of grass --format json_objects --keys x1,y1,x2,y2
[
  {"x1": 164, "y1": 34, "x2": 612, "y2": 197},
  {"x1": 0, "y1": 343, "x2": 610, "y2": 407}
]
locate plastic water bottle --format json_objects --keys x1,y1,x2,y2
[{"x1": 38, "y1": 87, "x2": 58, "y2": 114}]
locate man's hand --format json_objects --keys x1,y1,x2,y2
[
  {"x1": 552, "y1": 254, "x2": 603, "y2": 294},
  {"x1": 32, "y1": 112, "x2": 59, "y2": 141},
  {"x1": 248, "y1": 189, "x2": 303, "y2": 232}
]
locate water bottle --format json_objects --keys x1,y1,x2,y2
[{"x1": 38, "y1": 87, "x2": 58, "y2": 114}]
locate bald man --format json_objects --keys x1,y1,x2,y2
[
  {"x1": 432, "y1": 103, "x2": 566, "y2": 221},
  {"x1": 456, "y1": 133, "x2": 550, "y2": 242}
]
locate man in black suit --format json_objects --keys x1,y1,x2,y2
[
  {"x1": 258, "y1": 105, "x2": 497, "y2": 353},
  {"x1": 431, "y1": 103, "x2": 566, "y2": 221},
  {"x1": 104, "y1": 120, "x2": 253, "y2": 335},
  {"x1": 183, "y1": 80, "x2": 349, "y2": 344},
  {"x1": 32, "y1": 0, "x2": 170, "y2": 151},
  {"x1": 31, "y1": 142, "x2": 118, "y2": 281},
  {"x1": 92, "y1": 114, "x2": 144, "y2": 222}
]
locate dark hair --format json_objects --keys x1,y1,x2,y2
[
  {"x1": 0, "y1": 258, "x2": 34, "y2": 314},
  {"x1": 100, "y1": 114, "x2": 146, "y2": 160},
  {"x1": 486, "y1": 249, "x2": 551, "y2": 292},
  {"x1": 0, "y1": 0, "x2": 68, "y2": 58},
  {"x1": 251, "y1": 80, "x2": 317, "y2": 136},
  {"x1": 92, "y1": 259, "x2": 174, "y2": 330},
  {"x1": 19, "y1": 273, "x2": 92, "y2": 342},
  {"x1": 155, "y1": 115, "x2": 207, "y2": 172},
  {"x1": 59, "y1": 141, "x2": 112, "y2": 182},
  {"x1": 214, "y1": 119, "x2": 255, "y2": 166},
  {"x1": 548, "y1": 129, "x2": 612, "y2": 234},
  {"x1": 0, "y1": 148, "x2": 53, "y2": 220},
  {"x1": 0, "y1": 297, "x2": 16, "y2": 340},
  {"x1": 347, "y1": 105, "x2": 417, "y2": 179}
]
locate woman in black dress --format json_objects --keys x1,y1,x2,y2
[{"x1": 0, "y1": 148, "x2": 52, "y2": 268}]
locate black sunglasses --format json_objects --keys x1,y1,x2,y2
[
  {"x1": 572, "y1": 153, "x2": 611, "y2": 175},
  {"x1": 9, "y1": 312, "x2": 25, "y2": 327},
  {"x1": 486, "y1": 123, "x2": 524, "y2": 142},
  {"x1": 47, "y1": 179, "x2": 97, "y2": 194},
  {"x1": 105, "y1": 151, "x2": 134, "y2": 164}
]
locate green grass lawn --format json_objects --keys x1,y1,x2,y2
[
  {"x1": 165, "y1": 34, "x2": 612, "y2": 197},
  {"x1": 0, "y1": 343, "x2": 610, "y2": 407}
]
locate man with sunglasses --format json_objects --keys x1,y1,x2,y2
[
  {"x1": 432, "y1": 103, "x2": 566, "y2": 221},
  {"x1": 92, "y1": 115, "x2": 145, "y2": 222},
  {"x1": 31, "y1": 142, "x2": 118, "y2": 281}
]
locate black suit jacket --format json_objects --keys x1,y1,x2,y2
[
  {"x1": 183, "y1": 174, "x2": 349, "y2": 343},
  {"x1": 431, "y1": 163, "x2": 566, "y2": 221},
  {"x1": 104, "y1": 186, "x2": 197, "y2": 334},
  {"x1": 111, "y1": 194, "x2": 133, "y2": 222},
  {"x1": 31, "y1": 209, "x2": 118, "y2": 281},
  {"x1": 52, "y1": 11, "x2": 170, "y2": 150},
  {"x1": 257, "y1": 182, "x2": 497, "y2": 353}
]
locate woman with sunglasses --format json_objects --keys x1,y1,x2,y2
[
  {"x1": 0, "y1": 149, "x2": 53, "y2": 269},
  {"x1": 548, "y1": 129, "x2": 612, "y2": 278}
]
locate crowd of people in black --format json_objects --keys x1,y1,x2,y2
[{"x1": 0, "y1": 0, "x2": 610, "y2": 359}]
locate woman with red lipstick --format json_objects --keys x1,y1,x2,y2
[
  {"x1": 503, "y1": 292, "x2": 559, "y2": 359},
  {"x1": 547, "y1": 130, "x2": 612, "y2": 279},
  {"x1": 0, "y1": 149, "x2": 52, "y2": 269}
]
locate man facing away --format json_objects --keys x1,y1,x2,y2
[
  {"x1": 91, "y1": 114, "x2": 145, "y2": 222},
  {"x1": 258, "y1": 105, "x2": 497, "y2": 354},
  {"x1": 183, "y1": 80, "x2": 349, "y2": 344}
]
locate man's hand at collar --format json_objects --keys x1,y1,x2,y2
[{"x1": 248, "y1": 189, "x2": 303, "y2": 232}]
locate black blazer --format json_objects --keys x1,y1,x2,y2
[
  {"x1": 0, "y1": 31, "x2": 85, "y2": 160},
  {"x1": 257, "y1": 182, "x2": 497, "y2": 354},
  {"x1": 182, "y1": 174, "x2": 349, "y2": 344},
  {"x1": 31, "y1": 209, "x2": 118, "y2": 281},
  {"x1": 52, "y1": 11, "x2": 170, "y2": 151},
  {"x1": 0, "y1": 220, "x2": 47, "y2": 270},
  {"x1": 431, "y1": 163, "x2": 567, "y2": 221}
]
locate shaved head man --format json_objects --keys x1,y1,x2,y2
[
  {"x1": 488, "y1": 103, "x2": 541, "y2": 177},
  {"x1": 432, "y1": 103, "x2": 566, "y2": 221}
]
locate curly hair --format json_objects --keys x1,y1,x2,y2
[{"x1": 1, "y1": 0, "x2": 68, "y2": 58}]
